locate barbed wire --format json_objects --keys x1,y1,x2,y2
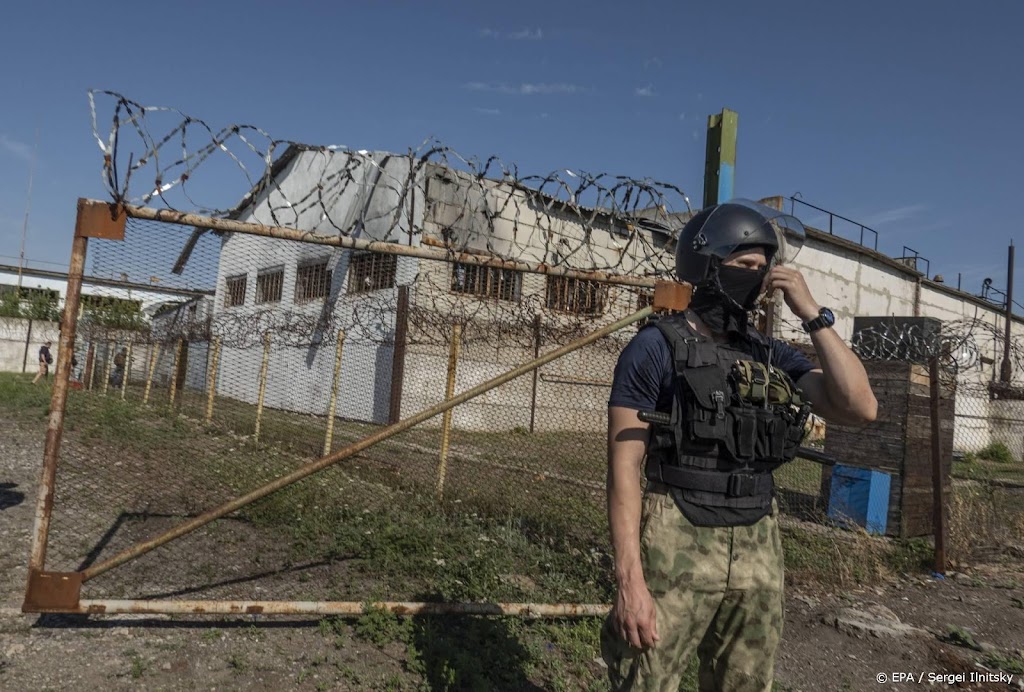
[
  {"x1": 89, "y1": 91, "x2": 689, "y2": 278},
  {"x1": 850, "y1": 318, "x2": 1024, "y2": 391}
]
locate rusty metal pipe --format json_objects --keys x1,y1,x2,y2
[
  {"x1": 27, "y1": 232, "x2": 88, "y2": 573},
  {"x1": 119, "y1": 201, "x2": 656, "y2": 289},
  {"x1": 80, "y1": 305, "x2": 655, "y2": 582},
  {"x1": 76, "y1": 599, "x2": 610, "y2": 618}
]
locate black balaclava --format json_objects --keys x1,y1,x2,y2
[{"x1": 688, "y1": 261, "x2": 767, "y2": 337}]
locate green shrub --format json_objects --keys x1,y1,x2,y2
[{"x1": 977, "y1": 441, "x2": 1015, "y2": 464}]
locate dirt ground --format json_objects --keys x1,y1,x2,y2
[{"x1": 2, "y1": 414, "x2": 1024, "y2": 691}]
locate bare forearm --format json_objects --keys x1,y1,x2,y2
[
  {"x1": 608, "y1": 458, "x2": 645, "y2": 586},
  {"x1": 606, "y1": 406, "x2": 650, "y2": 587},
  {"x1": 810, "y1": 327, "x2": 877, "y2": 422}
]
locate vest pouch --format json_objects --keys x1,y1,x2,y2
[
  {"x1": 754, "y1": 408, "x2": 788, "y2": 463},
  {"x1": 730, "y1": 406, "x2": 758, "y2": 461},
  {"x1": 679, "y1": 366, "x2": 732, "y2": 446},
  {"x1": 782, "y1": 406, "x2": 809, "y2": 460}
]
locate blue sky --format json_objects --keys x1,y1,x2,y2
[{"x1": 0, "y1": 0, "x2": 1021, "y2": 306}]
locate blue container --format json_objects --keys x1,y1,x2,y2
[{"x1": 827, "y1": 464, "x2": 891, "y2": 535}]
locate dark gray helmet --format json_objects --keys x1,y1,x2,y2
[{"x1": 675, "y1": 198, "x2": 806, "y2": 284}]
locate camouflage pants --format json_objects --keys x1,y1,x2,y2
[{"x1": 601, "y1": 485, "x2": 785, "y2": 691}]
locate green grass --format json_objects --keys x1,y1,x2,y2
[{"x1": 2, "y1": 370, "x2": 990, "y2": 690}]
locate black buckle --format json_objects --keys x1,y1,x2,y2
[{"x1": 727, "y1": 473, "x2": 757, "y2": 497}]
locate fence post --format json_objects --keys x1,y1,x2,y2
[
  {"x1": 254, "y1": 331, "x2": 272, "y2": 442},
  {"x1": 84, "y1": 343, "x2": 95, "y2": 390},
  {"x1": 144, "y1": 343, "x2": 161, "y2": 404},
  {"x1": 22, "y1": 317, "x2": 33, "y2": 373},
  {"x1": 102, "y1": 342, "x2": 114, "y2": 395},
  {"x1": 388, "y1": 285, "x2": 410, "y2": 424},
  {"x1": 437, "y1": 323, "x2": 462, "y2": 500},
  {"x1": 529, "y1": 314, "x2": 542, "y2": 433},
  {"x1": 120, "y1": 342, "x2": 132, "y2": 401},
  {"x1": 323, "y1": 330, "x2": 347, "y2": 456},
  {"x1": 929, "y1": 356, "x2": 947, "y2": 573},
  {"x1": 205, "y1": 337, "x2": 222, "y2": 424},
  {"x1": 168, "y1": 338, "x2": 184, "y2": 408}
]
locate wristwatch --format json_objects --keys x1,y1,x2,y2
[{"x1": 802, "y1": 307, "x2": 835, "y2": 333}]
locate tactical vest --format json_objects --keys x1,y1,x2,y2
[{"x1": 643, "y1": 314, "x2": 811, "y2": 521}]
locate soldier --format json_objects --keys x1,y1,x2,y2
[{"x1": 602, "y1": 199, "x2": 877, "y2": 691}]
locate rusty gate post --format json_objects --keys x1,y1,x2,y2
[
  {"x1": 323, "y1": 329, "x2": 347, "y2": 456},
  {"x1": 25, "y1": 199, "x2": 124, "y2": 611},
  {"x1": 254, "y1": 331, "x2": 272, "y2": 441},
  {"x1": 437, "y1": 323, "x2": 462, "y2": 500}
]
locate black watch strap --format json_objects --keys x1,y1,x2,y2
[{"x1": 802, "y1": 308, "x2": 834, "y2": 333}]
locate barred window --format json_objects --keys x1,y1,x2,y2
[
  {"x1": 545, "y1": 276, "x2": 607, "y2": 316},
  {"x1": 225, "y1": 274, "x2": 247, "y2": 307},
  {"x1": 295, "y1": 260, "x2": 333, "y2": 303},
  {"x1": 256, "y1": 267, "x2": 284, "y2": 304},
  {"x1": 450, "y1": 263, "x2": 522, "y2": 301},
  {"x1": 347, "y1": 253, "x2": 397, "y2": 294},
  {"x1": 636, "y1": 290, "x2": 654, "y2": 311}
]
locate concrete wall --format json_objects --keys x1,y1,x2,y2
[{"x1": 0, "y1": 317, "x2": 60, "y2": 374}]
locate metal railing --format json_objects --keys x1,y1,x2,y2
[{"x1": 789, "y1": 197, "x2": 879, "y2": 251}]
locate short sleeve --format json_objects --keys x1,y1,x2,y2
[
  {"x1": 768, "y1": 338, "x2": 816, "y2": 383},
  {"x1": 608, "y1": 327, "x2": 673, "y2": 411}
]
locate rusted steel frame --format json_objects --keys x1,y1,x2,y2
[
  {"x1": 27, "y1": 201, "x2": 100, "y2": 575},
  {"x1": 323, "y1": 329, "x2": 347, "y2": 455},
  {"x1": 75, "y1": 599, "x2": 610, "y2": 618},
  {"x1": 23, "y1": 571, "x2": 82, "y2": 613},
  {"x1": 120, "y1": 342, "x2": 132, "y2": 400},
  {"x1": 143, "y1": 343, "x2": 161, "y2": 403},
  {"x1": 254, "y1": 332, "x2": 272, "y2": 441},
  {"x1": 80, "y1": 302, "x2": 662, "y2": 583},
  {"x1": 205, "y1": 337, "x2": 222, "y2": 423},
  {"x1": 436, "y1": 323, "x2": 462, "y2": 499},
  {"x1": 119, "y1": 202, "x2": 656, "y2": 289},
  {"x1": 929, "y1": 356, "x2": 947, "y2": 574}
]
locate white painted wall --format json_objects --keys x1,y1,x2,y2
[{"x1": 0, "y1": 317, "x2": 60, "y2": 374}]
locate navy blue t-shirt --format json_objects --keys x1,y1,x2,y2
[{"x1": 609, "y1": 325, "x2": 815, "y2": 412}]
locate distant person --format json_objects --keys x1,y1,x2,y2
[
  {"x1": 32, "y1": 341, "x2": 53, "y2": 384},
  {"x1": 110, "y1": 347, "x2": 128, "y2": 387}
]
